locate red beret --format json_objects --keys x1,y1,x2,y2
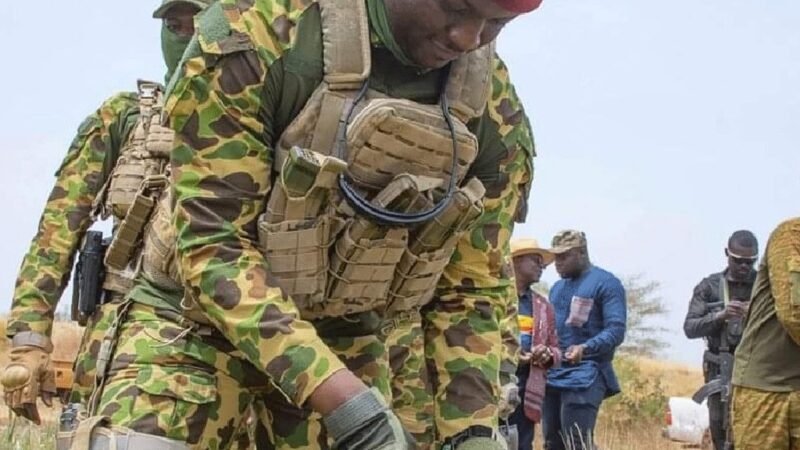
[{"x1": 492, "y1": 0, "x2": 542, "y2": 13}]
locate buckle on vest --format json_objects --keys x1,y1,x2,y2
[{"x1": 142, "y1": 174, "x2": 169, "y2": 192}]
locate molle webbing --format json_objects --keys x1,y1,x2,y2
[
  {"x1": 386, "y1": 177, "x2": 485, "y2": 312},
  {"x1": 93, "y1": 81, "x2": 166, "y2": 220},
  {"x1": 260, "y1": 0, "x2": 496, "y2": 318},
  {"x1": 101, "y1": 80, "x2": 173, "y2": 276},
  {"x1": 259, "y1": 148, "x2": 348, "y2": 313},
  {"x1": 344, "y1": 98, "x2": 478, "y2": 191},
  {"x1": 140, "y1": 191, "x2": 183, "y2": 292},
  {"x1": 104, "y1": 174, "x2": 168, "y2": 271},
  {"x1": 446, "y1": 43, "x2": 495, "y2": 122}
]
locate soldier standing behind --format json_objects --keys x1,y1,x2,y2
[
  {"x1": 70, "y1": 0, "x2": 543, "y2": 448},
  {"x1": 0, "y1": 0, "x2": 210, "y2": 427},
  {"x1": 684, "y1": 230, "x2": 759, "y2": 450},
  {"x1": 730, "y1": 218, "x2": 800, "y2": 450}
]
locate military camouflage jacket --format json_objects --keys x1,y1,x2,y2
[
  {"x1": 733, "y1": 218, "x2": 800, "y2": 391},
  {"x1": 8, "y1": 93, "x2": 139, "y2": 339},
  {"x1": 165, "y1": 0, "x2": 534, "y2": 437}
]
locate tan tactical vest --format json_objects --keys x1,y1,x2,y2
[
  {"x1": 255, "y1": 0, "x2": 494, "y2": 319},
  {"x1": 92, "y1": 81, "x2": 174, "y2": 294}
]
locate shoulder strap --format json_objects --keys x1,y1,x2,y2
[
  {"x1": 719, "y1": 273, "x2": 730, "y2": 306},
  {"x1": 136, "y1": 80, "x2": 163, "y2": 120},
  {"x1": 318, "y1": 0, "x2": 371, "y2": 90},
  {"x1": 445, "y1": 42, "x2": 495, "y2": 122}
]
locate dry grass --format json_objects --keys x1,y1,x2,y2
[
  {"x1": 529, "y1": 356, "x2": 704, "y2": 450},
  {"x1": 636, "y1": 358, "x2": 703, "y2": 398}
]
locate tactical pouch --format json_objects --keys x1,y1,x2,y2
[
  {"x1": 326, "y1": 219, "x2": 408, "y2": 316},
  {"x1": 345, "y1": 99, "x2": 478, "y2": 190},
  {"x1": 106, "y1": 155, "x2": 165, "y2": 220},
  {"x1": 258, "y1": 215, "x2": 345, "y2": 311},
  {"x1": 141, "y1": 190, "x2": 182, "y2": 292},
  {"x1": 386, "y1": 243, "x2": 455, "y2": 312},
  {"x1": 781, "y1": 258, "x2": 800, "y2": 344},
  {"x1": 386, "y1": 177, "x2": 485, "y2": 313},
  {"x1": 105, "y1": 174, "x2": 168, "y2": 271}
]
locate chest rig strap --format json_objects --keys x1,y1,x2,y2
[{"x1": 104, "y1": 81, "x2": 171, "y2": 272}]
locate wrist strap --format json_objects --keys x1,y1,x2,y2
[
  {"x1": 11, "y1": 332, "x2": 53, "y2": 352},
  {"x1": 323, "y1": 387, "x2": 386, "y2": 440}
]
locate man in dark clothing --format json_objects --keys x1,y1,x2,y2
[{"x1": 684, "y1": 230, "x2": 759, "y2": 450}]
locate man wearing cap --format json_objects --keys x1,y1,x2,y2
[
  {"x1": 684, "y1": 230, "x2": 759, "y2": 450},
  {"x1": 0, "y1": 0, "x2": 211, "y2": 432},
  {"x1": 543, "y1": 230, "x2": 626, "y2": 450},
  {"x1": 730, "y1": 219, "x2": 800, "y2": 450},
  {"x1": 507, "y1": 239, "x2": 561, "y2": 450},
  {"x1": 84, "y1": 0, "x2": 542, "y2": 447}
]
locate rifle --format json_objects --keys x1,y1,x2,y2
[{"x1": 692, "y1": 298, "x2": 746, "y2": 450}]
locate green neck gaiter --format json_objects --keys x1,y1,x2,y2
[
  {"x1": 161, "y1": 24, "x2": 191, "y2": 84},
  {"x1": 367, "y1": 0, "x2": 416, "y2": 67}
]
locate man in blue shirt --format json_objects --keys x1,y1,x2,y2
[{"x1": 543, "y1": 230, "x2": 627, "y2": 450}]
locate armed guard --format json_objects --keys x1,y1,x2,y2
[
  {"x1": 70, "y1": 0, "x2": 542, "y2": 448},
  {"x1": 1, "y1": 0, "x2": 213, "y2": 445},
  {"x1": 685, "y1": 230, "x2": 759, "y2": 450}
]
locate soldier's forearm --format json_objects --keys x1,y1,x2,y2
[{"x1": 307, "y1": 369, "x2": 369, "y2": 414}]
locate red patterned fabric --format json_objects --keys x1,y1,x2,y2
[{"x1": 524, "y1": 292, "x2": 561, "y2": 423}]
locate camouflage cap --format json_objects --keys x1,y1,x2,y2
[
  {"x1": 153, "y1": 0, "x2": 212, "y2": 18},
  {"x1": 510, "y1": 238, "x2": 554, "y2": 265},
  {"x1": 549, "y1": 230, "x2": 587, "y2": 254}
]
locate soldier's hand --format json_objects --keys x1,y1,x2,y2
[
  {"x1": 530, "y1": 344, "x2": 552, "y2": 367},
  {"x1": 498, "y1": 381, "x2": 520, "y2": 419},
  {"x1": 324, "y1": 387, "x2": 415, "y2": 450},
  {"x1": 0, "y1": 346, "x2": 56, "y2": 425},
  {"x1": 565, "y1": 344, "x2": 585, "y2": 364},
  {"x1": 518, "y1": 351, "x2": 532, "y2": 365},
  {"x1": 722, "y1": 300, "x2": 748, "y2": 320}
]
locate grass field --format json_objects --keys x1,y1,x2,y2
[{"x1": 0, "y1": 320, "x2": 704, "y2": 450}]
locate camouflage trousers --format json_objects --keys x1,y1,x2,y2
[
  {"x1": 252, "y1": 310, "x2": 438, "y2": 450},
  {"x1": 732, "y1": 386, "x2": 800, "y2": 450},
  {"x1": 68, "y1": 295, "x2": 126, "y2": 406},
  {"x1": 91, "y1": 301, "x2": 407, "y2": 450},
  {"x1": 382, "y1": 312, "x2": 435, "y2": 450}
]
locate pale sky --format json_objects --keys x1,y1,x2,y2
[{"x1": 2, "y1": 1, "x2": 799, "y2": 366}]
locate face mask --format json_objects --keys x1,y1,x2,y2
[{"x1": 161, "y1": 24, "x2": 192, "y2": 83}]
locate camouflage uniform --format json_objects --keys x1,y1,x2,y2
[
  {"x1": 8, "y1": 91, "x2": 139, "y2": 406},
  {"x1": 382, "y1": 312, "x2": 435, "y2": 448},
  {"x1": 6, "y1": 1, "x2": 216, "y2": 439},
  {"x1": 91, "y1": 0, "x2": 534, "y2": 448},
  {"x1": 731, "y1": 218, "x2": 800, "y2": 450}
]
